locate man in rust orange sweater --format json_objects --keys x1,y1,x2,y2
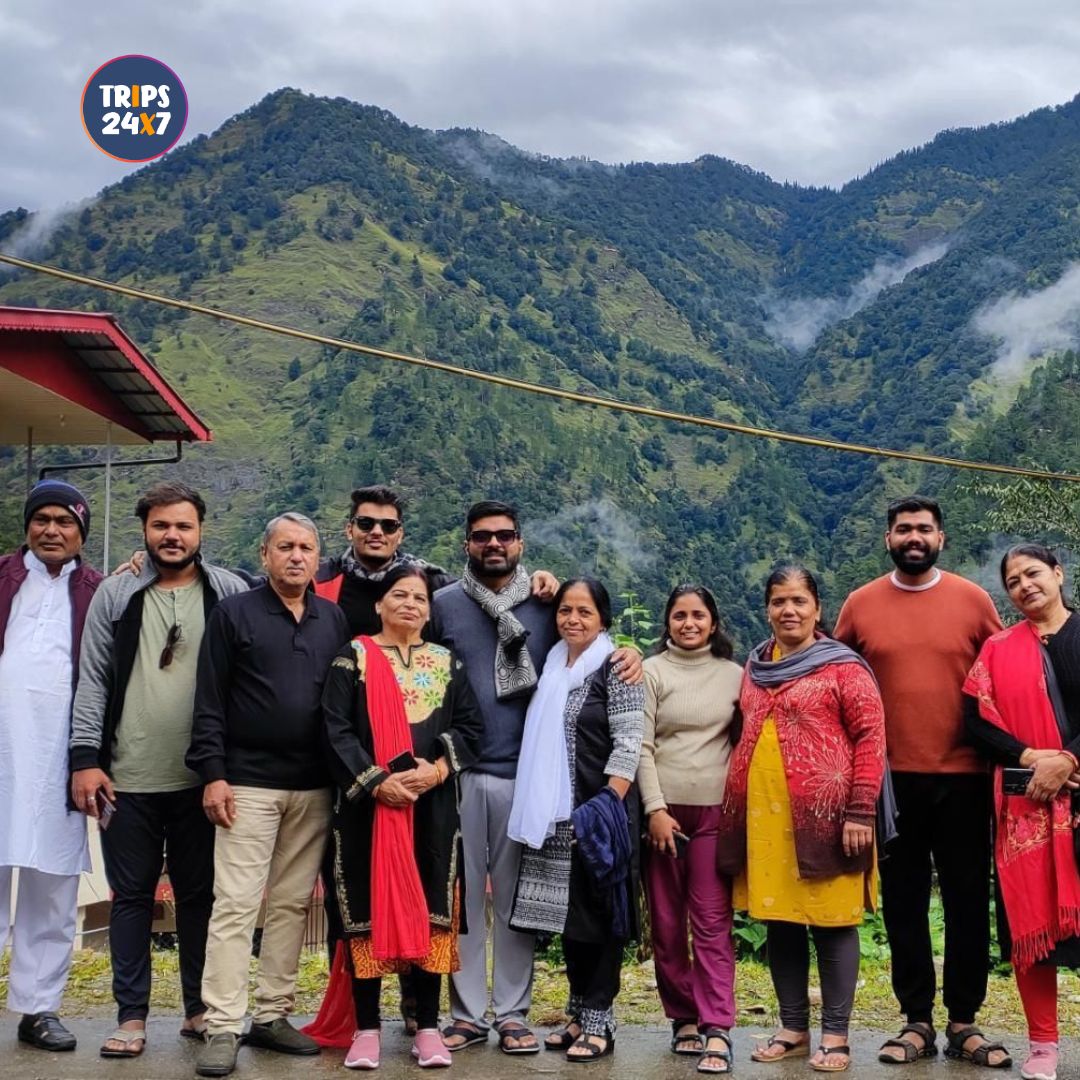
[{"x1": 834, "y1": 495, "x2": 1010, "y2": 1069}]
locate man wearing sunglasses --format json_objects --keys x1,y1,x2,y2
[
  {"x1": 0, "y1": 481, "x2": 100, "y2": 1053},
  {"x1": 70, "y1": 481, "x2": 246, "y2": 1060},
  {"x1": 312, "y1": 486, "x2": 455, "y2": 638},
  {"x1": 312, "y1": 485, "x2": 558, "y2": 1031},
  {"x1": 431, "y1": 501, "x2": 642, "y2": 1056}
]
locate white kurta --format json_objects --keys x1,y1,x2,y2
[{"x1": 0, "y1": 550, "x2": 89, "y2": 874}]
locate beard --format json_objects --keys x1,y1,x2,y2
[
  {"x1": 888, "y1": 542, "x2": 940, "y2": 576},
  {"x1": 147, "y1": 541, "x2": 201, "y2": 572},
  {"x1": 467, "y1": 550, "x2": 520, "y2": 580}
]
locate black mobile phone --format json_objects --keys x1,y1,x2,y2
[
  {"x1": 387, "y1": 750, "x2": 418, "y2": 773},
  {"x1": 1002, "y1": 767, "x2": 1035, "y2": 795},
  {"x1": 673, "y1": 831, "x2": 690, "y2": 859}
]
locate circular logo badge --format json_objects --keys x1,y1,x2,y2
[{"x1": 81, "y1": 55, "x2": 188, "y2": 163}]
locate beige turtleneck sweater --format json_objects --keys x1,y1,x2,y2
[{"x1": 637, "y1": 643, "x2": 743, "y2": 813}]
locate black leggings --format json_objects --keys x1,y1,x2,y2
[
  {"x1": 352, "y1": 968, "x2": 441, "y2": 1030},
  {"x1": 766, "y1": 921, "x2": 860, "y2": 1036}
]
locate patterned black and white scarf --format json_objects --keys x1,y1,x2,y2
[
  {"x1": 460, "y1": 564, "x2": 538, "y2": 700},
  {"x1": 341, "y1": 548, "x2": 433, "y2": 584}
]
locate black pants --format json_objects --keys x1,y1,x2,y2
[
  {"x1": 881, "y1": 772, "x2": 991, "y2": 1025},
  {"x1": 352, "y1": 967, "x2": 440, "y2": 1029},
  {"x1": 766, "y1": 922, "x2": 860, "y2": 1035},
  {"x1": 564, "y1": 935, "x2": 623, "y2": 1023},
  {"x1": 99, "y1": 787, "x2": 215, "y2": 1023}
]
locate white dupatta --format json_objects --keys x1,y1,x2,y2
[{"x1": 508, "y1": 632, "x2": 614, "y2": 849}]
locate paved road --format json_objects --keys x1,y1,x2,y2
[{"x1": 0, "y1": 1021, "x2": 1050, "y2": 1080}]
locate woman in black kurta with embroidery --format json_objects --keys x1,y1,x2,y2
[{"x1": 318, "y1": 565, "x2": 482, "y2": 1069}]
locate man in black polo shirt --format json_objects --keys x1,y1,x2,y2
[{"x1": 187, "y1": 513, "x2": 349, "y2": 1078}]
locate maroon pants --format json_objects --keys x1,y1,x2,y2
[{"x1": 643, "y1": 803, "x2": 736, "y2": 1028}]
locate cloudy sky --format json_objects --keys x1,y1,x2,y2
[{"x1": 3, "y1": 0, "x2": 1080, "y2": 213}]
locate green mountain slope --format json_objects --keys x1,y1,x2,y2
[{"x1": 3, "y1": 88, "x2": 1080, "y2": 645}]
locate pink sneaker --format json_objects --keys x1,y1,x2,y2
[
  {"x1": 344, "y1": 1029, "x2": 381, "y2": 1070},
  {"x1": 1021, "y1": 1042, "x2": 1058, "y2": 1080},
  {"x1": 412, "y1": 1028, "x2": 452, "y2": 1068}
]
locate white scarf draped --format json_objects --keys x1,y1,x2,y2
[{"x1": 508, "y1": 631, "x2": 614, "y2": 849}]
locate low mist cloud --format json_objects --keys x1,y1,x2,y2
[
  {"x1": 0, "y1": 201, "x2": 90, "y2": 273},
  {"x1": 972, "y1": 262, "x2": 1080, "y2": 376},
  {"x1": 763, "y1": 241, "x2": 949, "y2": 351},
  {"x1": 527, "y1": 498, "x2": 653, "y2": 572}
]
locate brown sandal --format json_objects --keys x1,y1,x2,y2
[{"x1": 879, "y1": 1021, "x2": 938, "y2": 1064}]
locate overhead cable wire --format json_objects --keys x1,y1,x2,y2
[{"x1": 2, "y1": 251, "x2": 1078, "y2": 484}]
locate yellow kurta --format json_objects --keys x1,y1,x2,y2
[{"x1": 733, "y1": 719, "x2": 875, "y2": 926}]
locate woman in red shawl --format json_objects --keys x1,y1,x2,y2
[
  {"x1": 309, "y1": 565, "x2": 482, "y2": 1070},
  {"x1": 964, "y1": 544, "x2": 1080, "y2": 1080}
]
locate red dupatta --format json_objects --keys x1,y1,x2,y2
[
  {"x1": 361, "y1": 636, "x2": 431, "y2": 961},
  {"x1": 303, "y1": 636, "x2": 431, "y2": 1047},
  {"x1": 963, "y1": 621, "x2": 1080, "y2": 970}
]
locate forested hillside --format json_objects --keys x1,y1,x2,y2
[{"x1": 3, "y1": 88, "x2": 1080, "y2": 646}]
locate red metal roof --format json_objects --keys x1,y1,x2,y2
[{"x1": 0, "y1": 306, "x2": 212, "y2": 445}]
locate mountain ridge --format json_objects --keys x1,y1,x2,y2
[{"x1": 3, "y1": 87, "x2": 1080, "y2": 643}]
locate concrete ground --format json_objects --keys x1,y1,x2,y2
[{"x1": 0, "y1": 1020, "x2": 1058, "y2": 1080}]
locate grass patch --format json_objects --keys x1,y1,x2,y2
[{"x1": 7, "y1": 946, "x2": 1080, "y2": 1031}]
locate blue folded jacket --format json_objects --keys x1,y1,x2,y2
[{"x1": 571, "y1": 786, "x2": 631, "y2": 939}]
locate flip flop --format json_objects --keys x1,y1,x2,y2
[
  {"x1": 100, "y1": 1028, "x2": 147, "y2": 1058},
  {"x1": 751, "y1": 1033, "x2": 811, "y2": 1061},
  {"x1": 811, "y1": 1044, "x2": 851, "y2": 1073},
  {"x1": 440, "y1": 1023, "x2": 487, "y2": 1051},
  {"x1": 498, "y1": 1023, "x2": 541, "y2": 1054}
]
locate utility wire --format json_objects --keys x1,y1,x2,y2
[{"x1": 2, "y1": 251, "x2": 1078, "y2": 484}]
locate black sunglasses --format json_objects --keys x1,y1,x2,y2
[
  {"x1": 352, "y1": 516, "x2": 402, "y2": 534},
  {"x1": 467, "y1": 529, "x2": 520, "y2": 545},
  {"x1": 159, "y1": 623, "x2": 182, "y2": 669}
]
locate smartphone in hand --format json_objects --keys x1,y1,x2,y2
[
  {"x1": 1002, "y1": 767, "x2": 1035, "y2": 795},
  {"x1": 95, "y1": 789, "x2": 116, "y2": 829},
  {"x1": 387, "y1": 750, "x2": 419, "y2": 773}
]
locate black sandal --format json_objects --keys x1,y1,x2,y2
[
  {"x1": 943, "y1": 1026, "x2": 1012, "y2": 1068},
  {"x1": 566, "y1": 1031, "x2": 614, "y2": 1062},
  {"x1": 545, "y1": 1021, "x2": 581, "y2": 1051},
  {"x1": 878, "y1": 1022, "x2": 938, "y2": 1064},
  {"x1": 440, "y1": 1023, "x2": 487, "y2": 1051},
  {"x1": 698, "y1": 1029, "x2": 733, "y2": 1074},
  {"x1": 672, "y1": 1019, "x2": 704, "y2": 1055},
  {"x1": 497, "y1": 1023, "x2": 541, "y2": 1055}
]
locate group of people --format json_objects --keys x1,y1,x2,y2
[{"x1": 1, "y1": 481, "x2": 1079, "y2": 1080}]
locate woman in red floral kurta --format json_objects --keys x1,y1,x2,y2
[{"x1": 717, "y1": 565, "x2": 885, "y2": 1073}]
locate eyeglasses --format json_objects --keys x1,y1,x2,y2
[
  {"x1": 351, "y1": 516, "x2": 402, "y2": 534},
  {"x1": 160, "y1": 623, "x2": 183, "y2": 669},
  {"x1": 467, "y1": 529, "x2": 520, "y2": 545}
]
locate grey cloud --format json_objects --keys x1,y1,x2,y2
[
  {"x1": 763, "y1": 241, "x2": 949, "y2": 352},
  {"x1": 3, "y1": 0, "x2": 1080, "y2": 211},
  {"x1": 971, "y1": 263, "x2": 1080, "y2": 376},
  {"x1": 527, "y1": 499, "x2": 654, "y2": 573}
]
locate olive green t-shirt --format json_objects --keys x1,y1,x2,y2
[{"x1": 112, "y1": 578, "x2": 205, "y2": 792}]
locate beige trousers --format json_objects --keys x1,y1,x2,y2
[{"x1": 202, "y1": 786, "x2": 331, "y2": 1033}]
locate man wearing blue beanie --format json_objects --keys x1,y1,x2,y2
[{"x1": 0, "y1": 480, "x2": 101, "y2": 1051}]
